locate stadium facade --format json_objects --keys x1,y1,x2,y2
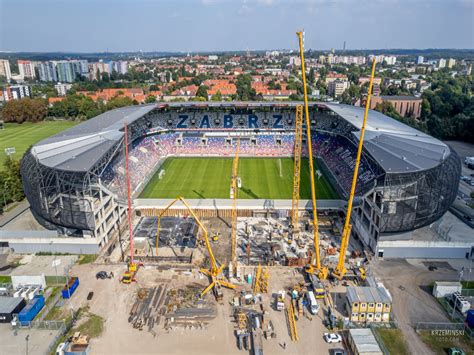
[{"x1": 21, "y1": 102, "x2": 461, "y2": 253}]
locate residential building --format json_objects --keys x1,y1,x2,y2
[
  {"x1": 113, "y1": 61, "x2": 128, "y2": 75},
  {"x1": 55, "y1": 61, "x2": 76, "y2": 83},
  {"x1": 438, "y1": 58, "x2": 447, "y2": 68},
  {"x1": 325, "y1": 72, "x2": 348, "y2": 85},
  {"x1": 417, "y1": 56, "x2": 424, "y2": 65},
  {"x1": 17, "y1": 60, "x2": 36, "y2": 80},
  {"x1": 383, "y1": 56, "x2": 397, "y2": 65},
  {"x1": 55, "y1": 83, "x2": 72, "y2": 96},
  {"x1": 2, "y1": 85, "x2": 31, "y2": 101},
  {"x1": 370, "y1": 95, "x2": 422, "y2": 119},
  {"x1": 289, "y1": 56, "x2": 301, "y2": 67},
  {"x1": 346, "y1": 286, "x2": 392, "y2": 323},
  {"x1": 448, "y1": 58, "x2": 456, "y2": 69},
  {"x1": 37, "y1": 62, "x2": 58, "y2": 82},
  {"x1": 0, "y1": 59, "x2": 12, "y2": 81},
  {"x1": 358, "y1": 77, "x2": 382, "y2": 86},
  {"x1": 328, "y1": 80, "x2": 349, "y2": 97}
]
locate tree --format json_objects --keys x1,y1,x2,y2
[
  {"x1": 308, "y1": 67, "x2": 315, "y2": 84},
  {"x1": 211, "y1": 90, "x2": 222, "y2": 101},
  {"x1": 236, "y1": 74, "x2": 256, "y2": 101},
  {"x1": 0, "y1": 158, "x2": 24, "y2": 208},
  {"x1": 196, "y1": 85, "x2": 208, "y2": 100},
  {"x1": 1, "y1": 98, "x2": 48, "y2": 123},
  {"x1": 145, "y1": 95, "x2": 156, "y2": 104}
]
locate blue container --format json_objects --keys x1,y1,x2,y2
[
  {"x1": 62, "y1": 277, "x2": 79, "y2": 299},
  {"x1": 18, "y1": 295, "x2": 44, "y2": 325},
  {"x1": 466, "y1": 309, "x2": 474, "y2": 329}
]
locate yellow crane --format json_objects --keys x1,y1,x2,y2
[
  {"x1": 231, "y1": 138, "x2": 241, "y2": 273},
  {"x1": 296, "y1": 31, "x2": 328, "y2": 280},
  {"x1": 155, "y1": 196, "x2": 235, "y2": 300},
  {"x1": 291, "y1": 104, "x2": 304, "y2": 234},
  {"x1": 333, "y1": 58, "x2": 377, "y2": 280}
]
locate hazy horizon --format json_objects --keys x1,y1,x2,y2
[{"x1": 1, "y1": 0, "x2": 473, "y2": 52}]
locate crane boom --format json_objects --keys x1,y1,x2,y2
[
  {"x1": 333, "y1": 59, "x2": 377, "y2": 279},
  {"x1": 291, "y1": 105, "x2": 304, "y2": 232},
  {"x1": 296, "y1": 31, "x2": 328, "y2": 279},
  {"x1": 231, "y1": 138, "x2": 241, "y2": 270}
]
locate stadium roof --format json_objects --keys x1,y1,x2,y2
[
  {"x1": 31, "y1": 105, "x2": 156, "y2": 172},
  {"x1": 31, "y1": 102, "x2": 449, "y2": 174},
  {"x1": 326, "y1": 103, "x2": 449, "y2": 173}
]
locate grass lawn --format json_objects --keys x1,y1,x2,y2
[
  {"x1": 78, "y1": 254, "x2": 98, "y2": 265},
  {"x1": 139, "y1": 157, "x2": 338, "y2": 200},
  {"x1": 374, "y1": 328, "x2": 410, "y2": 355},
  {"x1": 419, "y1": 330, "x2": 473, "y2": 355},
  {"x1": 0, "y1": 275, "x2": 12, "y2": 283},
  {"x1": 0, "y1": 121, "x2": 77, "y2": 170}
]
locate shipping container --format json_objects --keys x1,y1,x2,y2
[
  {"x1": 62, "y1": 277, "x2": 79, "y2": 299},
  {"x1": 0, "y1": 297, "x2": 26, "y2": 323},
  {"x1": 18, "y1": 295, "x2": 44, "y2": 325},
  {"x1": 466, "y1": 310, "x2": 474, "y2": 329}
]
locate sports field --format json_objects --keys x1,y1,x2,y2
[
  {"x1": 0, "y1": 121, "x2": 77, "y2": 171},
  {"x1": 139, "y1": 157, "x2": 338, "y2": 200}
]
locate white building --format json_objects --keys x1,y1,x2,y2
[
  {"x1": 448, "y1": 58, "x2": 456, "y2": 69},
  {"x1": 328, "y1": 80, "x2": 349, "y2": 97},
  {"x1": 18, "y1": 60, "x2": 36, "y2": 80},
  {"x1": 439, "y1": 58, "x2": 447, "y2": 68},
  {"x1": 289, "y1": 56, "x2": 302, "y2": 67},
  {"x1": 55, "y1": 83, "x2": 73, "y2": 96},
  {"x1": 383, "y1": 56, "x2": 397, "y2": 65},
  {"x1": 0, "y1": 59, "x2": 12, "y2": 81},
  {"x1": 2, "y1": 85, "x2": 31, "y2": 101},
  {"x1": 417, "y1": 56, "x2": 424, "y2": 65}
]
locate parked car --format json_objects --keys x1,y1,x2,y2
[
  {"x1": 323, "y1": 333, "x2": 342, "y2": 343},
  {"x1": 87, "y1": 291, "x2": 94, "y2": 301},
  {"x1": 96, "y1": 271, "x2": 108, "y2": 279},
  {"x1": 330, "y1": 349, "x2": 346, "y2": 355}
]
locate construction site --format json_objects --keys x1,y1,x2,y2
[{"x1": 97, "y1": 32, "x2": 380, "y2": 355}]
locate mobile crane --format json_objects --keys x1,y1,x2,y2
[
  {"x1": 154, "y1": 196, "x2": 235, "y2": 300},
  {"x1": 121, "y1": 123, "x2": 140, "y2": 284},
  {"x1": 296, "y1": 31, "x2": 328, "y2": 280},
  {"x1": 231, "y1": 138, "x2": 241, "y2": 274},
  {"x1": 290, "y1": 104, "x2": 304, "y2": 235},
  {"x1": 332, "y1": 58, "x2": 377, "y2": 280}
]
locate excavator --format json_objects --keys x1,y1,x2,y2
[{"x1": 154, "y1": 196, "x2": 235, "y2": 301}]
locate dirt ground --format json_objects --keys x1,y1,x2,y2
[
  {"x1": 371, "y1": 258, "x2": 462, "y2": 355},
  {"x1": 66, "y1": 263, "x2": 343, "y2": 355}
]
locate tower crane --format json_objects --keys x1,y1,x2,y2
[
  {"x1": 296, "y1": 31, "x2": 328, "y2": 280},
  {"x1": 333, "y1": 58, "x2": 377, "y2": 280},
  {"x1": 231, "y1": 138, "x2": 241, "y2": 274},
  {"x1": 291, "y1": 105, "x2": 304, "y2": 235},
  {"x1": 154, "y1": 196, "x2": 235, "y2": 300}
]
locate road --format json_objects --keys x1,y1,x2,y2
[{"x1": 372, "y1": 259, "x2": 461, "y2": 355}]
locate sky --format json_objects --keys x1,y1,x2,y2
[{"x1": 0, "y1": 0, "x2": 473, "y2": 52}]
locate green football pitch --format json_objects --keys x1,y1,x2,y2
[
  {"x1": 0, "y1": 121, "x2": 77, "y2": 171},
  {"x1": 139, "y1": 157, "x2": 338, "y2": 200}
]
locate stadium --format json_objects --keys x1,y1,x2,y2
[{"x1": 20, "y1": 102, "x2": 461, "y2": 257}]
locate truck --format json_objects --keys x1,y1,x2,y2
[
  {"x1": 275, "y1": 290, "x2": 285, "y2": 311},
  {"x1": 62, "y1": 277, "x2": 79, "y2": 299},
  {"x1": 18, "y1": 295, "x2": 44, "y2": 326},
  {"x1": 306, "y1": 290, "x2": 320, "y2": 315},
  {"x1": 309, "y1": 274, "x2": 326, "y2": 299}
]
